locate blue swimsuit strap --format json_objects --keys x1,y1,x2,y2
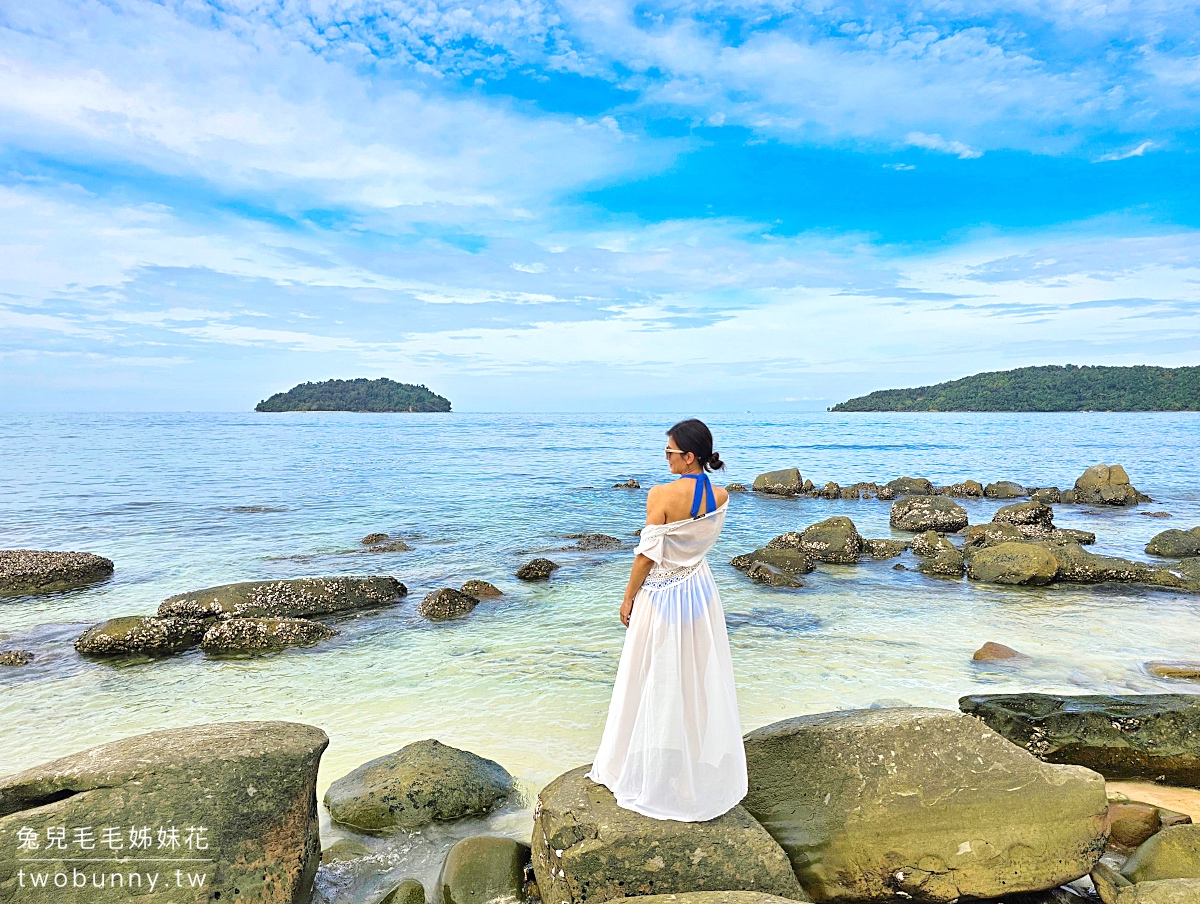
[{"x1": 680, "y1": 472, "x2": 716, "y2": 518}]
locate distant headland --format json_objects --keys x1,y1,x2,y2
[
  {"x1": 255, "y1": 378, "x2": 452, "y2": 413},
  {"x1": 831, "y1": 364, "x2": 1200, "y2": 412}
]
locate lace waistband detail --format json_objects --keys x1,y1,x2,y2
[{"x1": 641, "y1": 560, "x2": 703, "y2": 591}]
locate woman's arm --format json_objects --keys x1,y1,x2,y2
[{"x1": 620, "y1": 486, "x2": 669, "y2": 627}]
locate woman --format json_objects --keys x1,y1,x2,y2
[{"x1": 585, "y1": 418, "x2": 747, "y2": 822}]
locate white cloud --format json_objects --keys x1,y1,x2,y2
[
  {"x1": 905, "y1": 132, "x2": 983, "y2": 159},
  {"x1": 1095, "y1": 140, "x2": 1155, "y2": 162}
]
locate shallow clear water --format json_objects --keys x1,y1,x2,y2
[{"x1": 2, "y1": 412, "x2": 1198, "y2": 896}]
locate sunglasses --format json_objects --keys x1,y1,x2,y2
[{"x1": 665, "y1": 446, "x2": 688, "y2": 457}]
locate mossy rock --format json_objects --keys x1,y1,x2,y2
[
  {"x1": 199, "y1": 616, "x2": 337, "y2": 654},
  {"x1": 889, "y1": 496, "x2": 968, "y2": 533},
  {"x1": 966, "y1": 541, "x2": 1059, "y2": 585},
  {"x1": 437, "y1": 835, "x2": 528, "y2": 904},
  {"x1": 731, "y1": 547, "x2": 814, "y2": 578},
  {"x1": 885, "y1": 476, "x2": 933, "y2": 496},
  {"x1": 74, "y1": 615, "x2": 209, "y2": 656},
  {"x1": 984, "y1": 480, "x2": 1028, "y2": 498},
  {"x1": 460, "y1": 580, "x2": 502, "y2": 598},
  {"x1": 861, "y1": 538, "x2": 909, "y2": 559},
  {"x1": 1123, "y1": 824, "x2": 1200, "y2": 883},
  {"x1": 418, "y1": 588, "x2": 479, "y2": 620},
  {"x1": 0, "y1": 549, "x2": 114, "y2": 595},
  {"x1": 1147, "y1": 528, "x2": 1200, "y2": 558},
  {"x1": 159, "y1": 576, "x2": 406, "y2": 620},
  {"x1": 752, "y1": 468, "x2": 803, "y2": 496},
  {"x1": 380, "y1": 878, "x2": 426, "y2": 904},
  {"x1": 516, "y1": 558, "x2": 560, "y2": 581}
]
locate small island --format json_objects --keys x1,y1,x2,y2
[
  {"x1": 255, "y1": 378, "x2": 452, "y2": 413},
  {"x1": 831, "y1": 364, "x2": 1200, "y2": 412}
]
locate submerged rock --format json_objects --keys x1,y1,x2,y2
[
  {"x1": 324, "y1": 738, "x2": 514, "y2": 834},
  {"x1": 530, "y1": 765, "x2": 805, "y2": 904},
  {"x1": 1147, "y1": 662, "x2": 1200, "y2": 680},
  {"x1": 1146, "y1": 528, "x2": 1200, "y2": 558},
  {"x1": 973, "y1": 641, "x2": 1024, "y2": 661},
  {"x1": 985, "y1": 480, "x2": 1029, "y2": 498},
  {"x1": 726, "y1": 482, "x2": 748, "y2": 492},
  {"x1": 731, "y1": 546, "x2": 814, "y2": 579},
  {"x1": 1074, "y1": 463, "x2": 1150, "y2": 506},
  {"x1": 613, "y1": 478, "x2": 641, "y2": 489},
  {"x1": 1050, "y1": 543, "x2": 1153, "y2": 583},
  {"x1": 917, "y1": 547, "x2": 965, "y2": 577},
  {"x1": 418, "y1": 588, "x2": 479, "y2": 620},
  {"x1": 618, "y1": 896, "x2": 807, "y2": 904},
  {"x1": 321, "y1": 838, "x2": 375, "y2": 864},
  {"x1": 0, "y1": 549, "x2": 114, "y2": 595},
  {"x1": 994, "y1": 500, "x2": 1054, "y2": 527},
  {"x1": 380, "y1": 879, "x2": 426, "y2": 904},
  {"x1": 1032, "y1": 487, "x2": 1063, "y2": 504},
  {"x1": 0, "y1": 720, "x2": 328, "y2": 904},
  {"x1": 362, "y1": 532, "x2": 390, "y2": 545},
  {"x1": 959, "y1": 693, "x2": 1200, "y2": 787},
  {"x1": 369, "y1": 539, "x2": 412, "y2": 552},
  {"x1": 460, "y1": 579, "x2": 502, "y2": 598},
  {"x1": 861, "y1": 538, "x2": 910, "y2": 559},
  {"x1": 74, "y1": 615, "x2": 209, "y2": 656},
  {"x1": 741, "y1": 707, "x2": 1108, "y2": 903},
  {"x1": 745, "y1": 563, "x2": 804, "y2": 588},
  {"x1": 911, "y1": 530, "x2": 954, "y2": 558},
  {"x1": 890, "y1": 495, "x2": 969, "y2": 533},
  {"x1": 516, "y1": 558, "x2": 560, "y2": 581},
  {"x1": 199, "y1": 616, "x2": 337, "y2": 653},
  {"x1": 159, "y1": 576, "x2": 406, "y2": 620},
  {"x1": 769, "y1": 517, "x2": 863, "y2": 564},
  {"x1": 752, "y1": 468, "x2": 804, "y2": 496},
  {"x1": 967, "y1": 541, "x2": 1059, "y2": 585},
  {"x1": 568, "y1": 533, "x2": 622, "y2": 550},
  {"x1": 1148, "y1": 557, "x2": 1200, "y2": 592},
  {"x1": 965, "y1": 521, "x2": 1027, "y2": 548},
  {"x1": 438, "y1": 835, "x2": 529, "y2": 904},
  {"x1": 0, "y1": 649, "x2": 33, "y2": 665}
]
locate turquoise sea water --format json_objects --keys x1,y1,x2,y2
[{"x1": 2, "y1": 412, "x2": 1199, "y2": 896}]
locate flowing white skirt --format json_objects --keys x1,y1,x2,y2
[{"x1": 585, "y1": 558, "x2": 748, "y2": 822}]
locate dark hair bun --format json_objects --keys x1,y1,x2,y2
[{"x1": 708, "y1": 451, "x2": 724, "y2": 471}]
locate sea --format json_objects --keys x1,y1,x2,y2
[{"x1": 2, "y1": 411, "x2": 1198, "y2": 897}]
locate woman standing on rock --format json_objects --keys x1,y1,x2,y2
[{"x1": 585, "y1": 418, "x2": 746, "y2": 822}]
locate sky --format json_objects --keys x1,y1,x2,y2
[{"x1": 1, "y1": 0, "x2": 1199, "y2": 412}]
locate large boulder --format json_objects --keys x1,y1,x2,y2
[
  {"x1": 1049, "y1": 543, "x2": 1153, "y2": 583},
  {"x1": 530, "y1": 765, "x2": 805, "y2": 904},
  {"x1": 1147, "y1": 528, "x2": 1200, "y2": 558},
  {"x1": 946, "y1": 480, "x2": 984, "y2": 498},
  {"x1": 0, "y1": 721, "x2": 327, "y2": 904},
  {"x1": 619, "y1": 896, "x2": 808, "y2": 904},
  {"x1": 753, "y1": 468, "x2": 804, "y2": 496},
  {"x1": 1093, "y1": 862, "x2": 1200, "y2": 904},
  {"x1": 741, "y1": 707, "x2": 1107, "y2": 903},
  {"x1": 158, "y1": 576, "x2": 405, "y2": 620},
  {"x1": 1032, "y1": 487, "x2": 1062, "y2": 504},
  {"x1": 959, "y1": 693, "x2": 1200, "y2": 787},
  {"x1": 993, "y1": 500, "x2": 1053, "y2": 527},
  {"x1": 886, "y1": 476, "x2": 934, "y2": 497},
  {"x1": 967, "y1": 541, "x2": 1059, "y2": 585},
  {"x1": 461, "y1": 580, "x2": 502, "y2": 598},
  {"x1": 516, "y1": 558, "x2": 560, "y2": 581},
  {"x1": 890, "y1": 496, "x2": 968, "y2": 533},
  {"x1": 323, "y1": 739, "x2": 514, "y2": 834},
  {"x1": 199, "y1": 617, "x2": 337, "y2": 653},
  {"x1": 1149, "y1": 557, "x2": 1200, "y2": 592},
  {"x1": 418, "y1": 588, "x2": 479, "y2": 620},
  {"x1": 0, "y1": 549, "x2": 114, "y2": 595},
  {"x1": 1074, "y1": 464, "x2": 1150, "y2": 506},
  {"x1": 861, "y1": 538, "x2": 909, "y2": 559},
  {"x1": 918, "y1": 547, "x2": 965, "y2": 577},
  {"x1": 438, "y1": 835, "x2": 529, "y2": 904},
  {"x1": 984, "y1": 480, "x2": 1028, "y2": 498},
  {"x1": 768, "y1": 518, "x2": 862, "y2": 564},
  {"x1": 731, "y1": 547, "x2": 814, "y2": 579},
  {"x1": 1123, "y1": 825, "x2": 1200, "y2": 883},
  {"x1": 74, "y1": 615, "x2": 209, "y2": 656},
  {"x1": 964, "y1": 521, "x2": 1027, "y2": 548}
]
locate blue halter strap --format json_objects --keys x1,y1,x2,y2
[{"x1": 680, "y1": 472, "x2": 716, "y2": 518}]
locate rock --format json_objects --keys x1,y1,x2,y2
[
  {"x1": 613, "y1": 478, "x2": 641, "y2": 489},
  {"x1": 324, "y1": 739, "x2": 514, "y2": 834},
  {"x1": 159, "y1": 576, "x2": 406, "y2": 620},
  {"x1": 802, "y1": 478, "x2": 814, "y2": 492},
  {"x1": 0, "y1": 720, "x2": 328, "y2": 904},
  {"x1": 741, "y1": 707, "x2": 1108, "y2": 903},
  {"x1": 838, "y1": 485, "x2": 860, "y2": 500},
  {"x1": 370, "y1": 539, "x2": 412, "y2": 552},
  {"x1": 959, "y1": 693, "x2": 1200, "y2": 786},
  {"x1": 745, "y1": 563, "x2": 804, "y2": 588},
  {"x1": 770, "y1": 517, "x2": 862, "y2": 564},
  {"x1": 461, "y1": 579, "x2": 502, "y2": 598},
  {"x1": 731, "y1": 547, "x2": 813, "y2": 581},
  {"x1": 967, "y1": 541, "x2": 1060, "y2": 585},
  {"x1": 985, "y1": 480, "x2": 1029, "y2": 498},
  {"x1": 74, "y1": 615, "x2": 209, "y2": 656},
  {"x1": 516, "y1": 558, "x2": 560, "y2": 581},
  {"x1": 862, "y1": 538, "x2": 909, "y2": 559},
  {"x1": 570, "y1": 533, "x2": 623, "y2": 550},
  {"x1": 418, "y1": 588, "x2": 479, "y2": 620},
  {"x1": 199, "y1": 617, "x2": 337, "y2": 653},
  {"x1": 1032, "y1": 487, "x2": 1063, "y2": 504},
  {"x1": 886, "y1": 476, "x2": 934, "y2": 497},
  {"x1": 973, "y1": 641, "x2": 1023, "y2": 661},
  {"x1": 1074, "y1": 464, "x2": 1150, "y2": 506},
  {"x1": 1147, "y1": 528, "x2": 1200, "y2": 559},
  {"x1": 1148, "y1": 662, "x2": 1200, "y2": 680},
  {"x1": 994, "y1": 500, "x2": 1054, "y2": 527},
  {"x1": 874, "y1": 485, "x2": 897, "y2": 500},
  {"x1": 438, "y1": 835, "x2": 528, "y2": 904},
  {"x1": 530, "y1": 765, "x2": 804, "y2": 904},
  {"x1": 1093, "y1": 861, "x2": 1200, "y2": 904},
  {"x1": 890, "y1": 495, "x2": 969, "y2": 533},
  {"x1": 727, "y1": 482, "x2": 748, "y2": 492},
  {"x1": 911, "y1": 530, "x2": 954, "y2": 557},
  {"x1": 1123, "y1": 824, "x2": 1200, "y2": 883},
  {"x1": 819, "y1": 481, "x2": 840, "y2": 499},
  {"x1": 1050, "y1": 543, "x2": 1153, "y2": 583},
  {"x1": 362, "y1": 532, "x2": 390, "y2": 545},
  {"x1": 965, "y1": 521, "x2": 1028, "y2": 548},
  {"x1": 0, "y1": 549, "x2": 114, "y2": 595},
  {"x1": 1143, "y1": 511, "x2": 1173, "y2": 518},
  {"x1": 1052, "y1": 528, "x2": 1098, "y2": 545},
  {"x1": 917, "y1": 547, "x2": 965, "y2": 577},
  {"x1": 0, "y1": 649, "x2": 33, "y2": 665},
  {"x1": 752, "y1": 468, "x2": 803, "y2": 496},
  {"x1": 617, "y1": 896, "x2": 809, "y2": 904},
  {"x1": 321, "y1": 838, "x2": 375, "y2": 864},
  {"x1": 380, "y1": 878, "x2": 426, "y2": 904},
  {"x1": 1148, "y1": 557, "x2": 1200, "y2": 592},
  {"x1": 946, "y1": 480, "x2": 985, "y2": 497},
  {"x1": 1108, "y1": 802, "x2": 1164, "y2": 849}
]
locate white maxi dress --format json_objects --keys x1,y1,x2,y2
[{"x1": 585, "y1": 497, "x2": 748, "y2": 822}]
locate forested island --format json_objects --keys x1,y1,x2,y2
[
  {"x1": 831, "y1": 364, "x2": 1200, "y2": 412},
  {"x1": 255, "y1": 378, "x2": 452, "y2": 412}
]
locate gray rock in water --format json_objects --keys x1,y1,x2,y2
[
  {"x1": 967, "y1": 541, "x2": 1060, "y2": 585},
  {"x1": 744, "y1": 562, "x2": 804, "y2": 588},
  {"x1": 1032, "y1": 487, "x2": 1062, "y2": 504},
  {"x1": 159, "y1": 576, "x2": 406, "y2": 620},
  {"x1": 918, "y1": 546, "x2": 966, "y2": 577},
  {"x1": 530, "y1": 765, "x2": 805, "y2": 904},
  {"x1": 380, "y1": 878, "x2": 426, "y2": 904},
  {"x1": 0, "y1": 549, "x2": 114, "y2": 596},
  {"x1": 1122, "y1": 824, "x2": 1200, "y2": 884},
  {"x1": 945, "y1": 480, "x2": 985, "y2": 497},
  {"x1": 994, "y1": 500, "x2": 1054, "y2": 527},
  {"x1": 911, "y1": 530, "x2": 954, "y2": 558},
  {"x1": 460, "y1": 579, "x2": 502, "y2": 598},
  {"x1": 613, "y1": 478, "x2": 641, "y2": 489},
  {"x1": 418, "y1": 588, "x2": 479, "y2": 620},
  {"x1": 362, "y1": 532, "x2": 390, "y2": 545},
  {"x1": 965, "y1": 521, "x2": 1028, "y2": 548},
  {"x1": 890, "y1": 495, "x2": 969, "y2": 533},
  {"x1": 1074, "y1": 463, "x2": 1150, "y2": 506},
  {"x1": 516, "y1": 557, "x2": 560, "y2": 581},
  {"x1": 568, "y1": 533, "x2": 623, "y2": 550},
  {"x1": 0, "y1": 720, "x2": 328, "y2": 904},
  {"x1": 726, "y1": 482, "x2": 748, "y2": 492},
  {"x1": 770, "y1": 516, "x2": 863, "y2": 564},
  {"x1": 1050, "y1": 542, "x2": 1153, "y2": 583},
  {"x1": 74, "y1": 615, "x2": 209, "y2": 656},
  {"x1": 0, "y1": 649, "x2": 33, "y2": 666},
  {"x1": 324, "y1": 738, "x2": 514, "y2": 834},
  {"x1": 1093, "y1": 861, "x2": 1200, "y2": 904},
  {"x1": 742, "y1": 707, "x2": 1108, "y2": 903},
  {"x1": 731, "y1": 546, "x2": 814, "y2": 578},
  {"x1": 617, "y1": 896, "x2": 808, "y2": 904},
  {"x1": 369, "y1": 539, "x2": 412, "y2": 552},
  {"x1": 1148, "y1": 557, "x2": 1200, "y2": 592},
  {"x1": 985, "y1": 480, "x2": 1029, "y2": 498},
  {"x1": 861, "y1": 538, "x2": 910, "y2": 559},
  {"x1": 199, "y1": 616, "x2": 337, "y2": 653},
  {"x1": 752, "y1": 468, "x2": 803, "y2": 496},
  {"x1": 959, "y1": 693, "x2": 1200, "y2": 787},
  {"x1": 437, "y1": 835, "x2": 529, "y2": 904},
  {"x1": 886, "y1": 476, "x2": 934, "y2": 497},
  {"x1": 1147, "y1": 528, "x2": 1200, "y2": 558}
]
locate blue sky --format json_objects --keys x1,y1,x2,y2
[{"x1": 1, "y1": 0, "x2": 1198, "y2": 411}]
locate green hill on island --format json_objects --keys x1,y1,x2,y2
[
  {"x1": 831, "y1": 364, "x2": 1200, "y2": 412},
  {"x1": 256, "y1": 378, "x2": 452, "y2": 413}
]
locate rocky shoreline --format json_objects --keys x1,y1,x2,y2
[{"x1": 3, "y1": 693, "x2": 1199, "y2": 904}]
